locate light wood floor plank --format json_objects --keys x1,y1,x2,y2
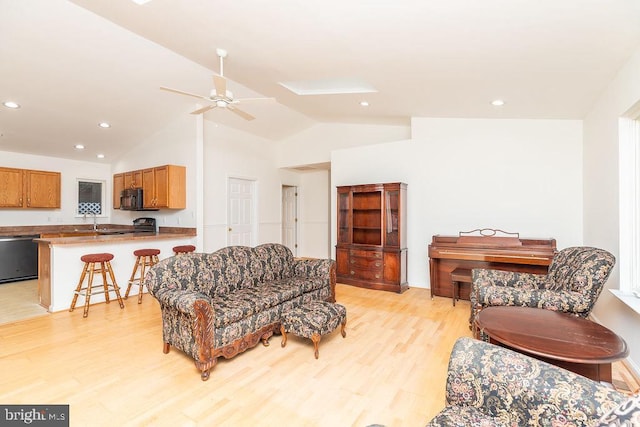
[{"x1": 0, "y1": 283, "x2": 633, "y2": 426}]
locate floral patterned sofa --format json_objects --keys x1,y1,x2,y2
[
  {"x1": 426, "y1": 337, "x2": 639, "y2": 427},
  {"x1": 470, "y1": 246, "x2": 615, "y2": 332},
  {"x1": 145, "y1": 243, "x2": 335, "y2": 380}
]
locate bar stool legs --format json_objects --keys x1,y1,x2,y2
[
  {"x1": 125, "y1": 249, "x2": 160, "y2": 304},
  {"x1": 69, "y1": 253, "x2": 124, "y2": 318}
]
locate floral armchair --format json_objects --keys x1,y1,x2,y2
[
  {"x1": 426, "y1": 337, "x2": 637, "y2": 427},
  {"x1": 470, "y1": 246, "x2": 615, "y2": 330}
]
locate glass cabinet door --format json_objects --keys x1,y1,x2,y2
[
  {"x1": 337, "y1": 190, "x2": 350, "y2": 244},
  {"x1": 384, "y1": 188, "x2": 399, "y2": 247}
]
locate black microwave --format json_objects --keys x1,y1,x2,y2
[{"x1": 120, "y1": 188, "x2": 143, "y2": 210}]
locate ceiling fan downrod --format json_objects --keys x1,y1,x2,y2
[{"x1": 216, "y1": 48, "x2": 227, "y2": 77}]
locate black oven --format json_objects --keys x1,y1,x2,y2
[{"x1": 120, "y1": 188, "x2": 143, "y2": 210}]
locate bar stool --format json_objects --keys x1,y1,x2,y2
[
  {"x1": 173, "y1": 245, "x2": 196, "y2": 255},
  {"x1": 125, "y1": 248, "x2": 160, "y2": 304},
  {"x1": 69, "y1": 253, "x2": 124, "y2": 318}
]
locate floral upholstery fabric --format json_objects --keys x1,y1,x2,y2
[
  {"x1": 426, "y1": 337, "x2": 627, "y2": 427},
  {"x1": 599, "y1": 394, "x2": 640, "y2": 426},
  {"x1": 470, "y1": 246, "x2": 615, "y2": 327},
  {"x1": 281, "y1": 301, "x2": 346, "y2": 338},
  {"x1": 145, "y1": 243, "x2": 335, "y2": 374}
]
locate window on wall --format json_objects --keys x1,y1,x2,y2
[
  {"x1": 77, "y1": 179, "x2": 105, "y2": 216},
  {"x1": 619, "y1": 114, "x2": 640, "y2": 298}
]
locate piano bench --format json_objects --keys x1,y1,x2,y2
[{"x1": 450, "y1": 268, "x2": 472, "y2": 306}]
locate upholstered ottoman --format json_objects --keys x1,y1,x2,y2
[{"x1": 280, "y1": 301, "x2": 347, "y2": 359}]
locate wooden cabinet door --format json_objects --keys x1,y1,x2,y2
[
  {"x1": 113, "y1": 173, "x2": 124, "y2": 209},
  {"x1": 142, "y1": 168, "x2": 156, "y2": 208},
  {"x1": 0, "y1": 167, "x2": 24, "y2": 207},
  {"x1": 154, "y1": 165, "x2": 169, "y2": 208},
  {"x1": 25, "y1": 170, "x2": 60, "y2": 208},
  {"x1": 124, "y1": 170, "x2": 142, "y2": 189}
]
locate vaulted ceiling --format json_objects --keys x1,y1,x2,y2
[{"x1": 2, "y1": 0, "x2": 640, "y2": 162}]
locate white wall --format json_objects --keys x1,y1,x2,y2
[
  {"x1": 202, "y1": 122, "x2": 283, "y2": 252},
  {"x1": 297, "y1": 170, "x2": 331, "y2": 258},
  {"x1": 110, "y1": 114, "x2": 198, "y2": 228},
  {"x1": 276, "y1": 122, "x2": 410, "y2": 167},
  {"x1": 0, "y1": 151, "x2": 111, "y2": 227},
  {"x1": 583, "y1": 45, "x2": 640, "y2": 371},
  {"x1": 331, "y1": 118, "x2": 584, "y2": 289}
]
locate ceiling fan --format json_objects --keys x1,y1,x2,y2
[{"x1": 160, "y1": 48, "x2": 273, "y2": 121}]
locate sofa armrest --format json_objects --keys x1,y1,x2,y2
[
  {"x1": 444, "y1": 337, "x2": 625, "y2": 424},
  {"x1": 293, "y1": 258, "x2": 336, "y2": 302},
  {"x1": 293, "y1": 258, "x2": 335, "y2": 277},
  {"x1": 150, "y1": 287, "x2": 212, "y2": 317}
]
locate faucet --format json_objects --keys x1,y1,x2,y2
[{"x1": 92, "y1": 212, "x2": 97, "y2": 231}]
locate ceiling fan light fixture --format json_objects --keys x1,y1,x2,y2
[{"x1": 216, "y1": 100, "x2": 227, "y2": 108}]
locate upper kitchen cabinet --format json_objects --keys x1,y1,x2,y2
[
  {"x1": 0, "y1": 167, "x2": 24, "y2": 207},
  {"x1": 142, "y1": 165, "x2": 186, "y2": 209},
  {"x1": 113, "y1": 173, "x2": 124, "y2": 209},
  {"x1": 0, "y1": 167, "x2": 60, "y2": 209},
  {"x1": 124, "y1": 170, "x2": 143, "y2": 189},
  {"x1": 113, "y1": 165, "x2": 186, "y2": 210}
]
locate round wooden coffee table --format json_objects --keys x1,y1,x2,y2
[{"x1": 475, "y1": 306, "x2": 628, "y2": 383}]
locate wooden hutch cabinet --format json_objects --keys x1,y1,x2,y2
[{"x1": 336, "y1": 182, "x2": 408, "y2": 293}]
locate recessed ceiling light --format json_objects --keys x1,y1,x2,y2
[
  {"x1": 75, "y1": 144, "x2": 85, "y2": 150},
  {"x1": 97, "y1": 154, "x2": 105, "y2": 159},
  {"x1": 98, "y1": 122, "x2": 111, "y2": 128},
  {"x1": 360, "y1": 101, "x2": 369, "y2": 107},
  {"x1": 131, "y1": 0, "x2": 152, "y2": 4},
  {"x1": 491, "y1": 99, "x2": 505, "y2": 106},
  {"x1": 3, "y1": 101, "x2": 20, "y2": 109}
]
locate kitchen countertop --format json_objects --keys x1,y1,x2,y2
[{"x1": 35, "y1": 230, "x2": 196, "y2": 245}]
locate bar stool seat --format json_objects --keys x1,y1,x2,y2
[
  {"x1": 173, "y1": 245, "x2": 196, "y2": 255},
  {"x1": 69, "y1": 252, "x2": 124, "y2": 318},
  {"x1": 125, "y1": 249, "x2": 160, "y2": 304}
]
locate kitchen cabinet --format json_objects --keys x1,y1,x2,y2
[
  {"x1": 0, "y1": 167, "x2": 60, "y2": 209},
  {"x1": 335, "y1": 182, "x2": 407, "y2": 293},
  {"x1": 113, "y1": 173, "x2": 124, "y2": 209},
  {"x1": 0, "y1": 167, "x2": 24, "y2": 207},
  {"x1": 124, "y1": 170, "x2": 142, "y2": 189},
  {"x1": 113, "y1": 164, "x2": 185, "y2": 210},
  {"x1": 142, "y1": 165, "x2": 186, "y2": 209}
]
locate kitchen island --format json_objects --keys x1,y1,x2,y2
[{"x1": 35, "y1": 231, "x2": 196, "y2": 312}]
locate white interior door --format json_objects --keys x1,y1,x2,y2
[
  {"x1": 228, "y1": 177, "x2": 255, "y2": 246},
  {"x1": 282, "y1": 185, "x2": 298, "y2": 256}
]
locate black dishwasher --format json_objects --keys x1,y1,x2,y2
[{"x1": 0, "y1": 235, "x2": 38, "y2": 283}]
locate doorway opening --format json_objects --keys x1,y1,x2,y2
[{"x1": 282, "y1": 185, "x2": 298, "y2": 256}]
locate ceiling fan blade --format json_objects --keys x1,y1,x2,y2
[
  {"x1": 190, "y1": 105, "x2": 216, "y2": 115},
  {"x1": 160, "y1": 86, "x2": 209, "y2": 101},
  {"x1": 213, "y1": 75, "x2": 227, "y2": 97},
  {"x1": 227, "y1": 105, "x2": 255, "y2": 121}
]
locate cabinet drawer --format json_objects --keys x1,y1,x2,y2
[
  {"x1": 349, "y1": 257, "x2": 383, "y2": 269},
  {"x1": 349, "y1": 249, "x2": 382, "y2": 259},
  {"x1": 348, "y1": 267, "x2": 383, "y2": 281}
]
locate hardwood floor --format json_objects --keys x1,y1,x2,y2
[
  {"x1": 0, "y1": 279, "x2": 48, "y2": 325},
  {"x1": 0, "y1": 284, "x2": 635, "y2": 426}
]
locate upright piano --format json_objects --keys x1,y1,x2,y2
[{"x1": 428, "y1": 229, "x2": 557, "y2": 300}]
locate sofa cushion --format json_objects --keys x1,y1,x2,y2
[
  {"x1": 598, "y1": 394, "x2": 640, "y2": 426},
  {"x1": 211, "y1": 276, "x2": 327, "y2": 328},
  {"x1": 426, "y1": 405, "x2": 510, "y2": 427}
]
